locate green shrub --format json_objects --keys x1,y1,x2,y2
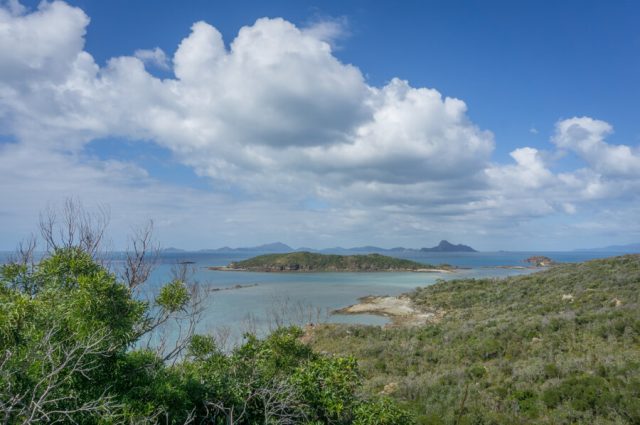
[
  {"x1": 1, "y1": 245, "x2": 415, "y2": 424},
  {"x1": 466, "y1": 364, "x2": 487, "y2": 380},
  {"x1": 156, "y1": 279, "x2": 189, "y2": 312},
  {"x1": 310, "y1": 254, "x2": 640, "y2": 425},
  {"x1": 353, "y1": 398, "x2": 416, "y2": 425}
]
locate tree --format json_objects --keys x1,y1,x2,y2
[{"x1": 0, "y1": 201, "x2": 415, "y2": 424}]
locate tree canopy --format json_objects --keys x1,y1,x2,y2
[{"x1": 0, "y1": 245, "x2": 413, "y2": 424}]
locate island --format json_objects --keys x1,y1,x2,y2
[
  {"x1": 525, "y1": 255, "x2": 556, "y2": 266},
  {"x1": 209, "y1": 252, "x2": 452, "y2": 272},
  {"x1": 420, "y1": 240, "x2": 477, "y2": 252}
]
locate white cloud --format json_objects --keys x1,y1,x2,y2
[
  {"x1": 0, "y1": 1, "x2": 88, "y2": 83},
  {"x1": 562, "y1": 203, "x2": 577, "y2": 214},
  {"x1": 486, "y1": 147, "x2": 554, "y2": 190},
  {"x1": 302, "y1": 78, "x2": 494, "y2": 184},
  {"x1": 134, "y1": 47, "x2": 170, "y2": 70},
  {"x1": 301, "y1": 16, "x2": 349, "y2": 48},
  {"x1": 553, "y1": 117, "x2": 640, "y2": 177},
  {"x1": 2, "y1": 0, "x2": 25, "y2": 15},
  {"x1": 0, "y1": 1, "x2": 639, "y2": 249}
]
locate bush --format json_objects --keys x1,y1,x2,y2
[
  {"x1": 353, "y1": 398, "x2": 416, "y2": 425},
  {"x1": 543, "y1": 375, "x2": 616, "y2": 413},
  {"x1": 1, "y1": 245, "x2": 416, "y2": 424},
  {"x1": 310, "y1": 254, "x2": 640, "y2": 425}
]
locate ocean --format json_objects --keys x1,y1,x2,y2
[{"x1": 0, "y1": 249, "x2": 628, "y2": 345}]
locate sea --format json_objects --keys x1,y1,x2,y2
[{"x1": 0, "y1": 249, "x2": 630, "y2": 346}]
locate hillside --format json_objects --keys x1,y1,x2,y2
[
  {"x1": 218, "y1": 251, "x2": 446, "y2": 272},
  {"x1": 308, "y1": 255, "x2": 640, "y2": 424}
]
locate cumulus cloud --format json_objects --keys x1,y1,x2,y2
[
  {"x1": 301, "y1": 16, "x2": 349, "y2": 47},
  {"x1": 0, "y1": 1, "x2": 639, "y2": 249},
  {"x1": 134, "y1": 47, "x2": 170, "y2": 70},
  {"x1": 303, "y1": 78, "x2": 494, "y2": 184},
  {"x1": 0, "y1": 1, "x2": 88, "y2": 83},
  {"x1": 553, "y1": 117, "x2": 640, "y2": 177},
  {"x1": 2, "y1": 0, "x2": 25, "y2": 15},
  {"x1": 486, "y1": 147, "x2": 554, "y2": 190}
]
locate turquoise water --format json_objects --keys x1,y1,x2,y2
[
  {"x1": 135, "y1": 250, "x2": 625, "y2": 342},
  {"x1": 1, "y1": 249, "x2": 629, "y2": 344}
]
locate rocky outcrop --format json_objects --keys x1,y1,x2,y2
[
  {"x1": 525, "y1": 256, "x2": 555, "y2": 267},
  {"x1": 421, "y1": 240, "x2": 477, "y2": 252}
]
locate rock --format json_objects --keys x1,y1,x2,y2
[
  {"x1": 380, "y1": 382, "x2": 399, "y2": 395},
  {"x1": 526, "y1": 256, "x2": 555, "y2": 267},
  {"x1": 299, "y1": 323, "x2": 317, "y2": 344},
  {"x1": 420, "y1": 240, "x2": 477, "y2": 252}
]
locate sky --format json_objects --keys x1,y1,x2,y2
[{"x1": 0, "y1": 0, "x2": 639, "y2": 251}]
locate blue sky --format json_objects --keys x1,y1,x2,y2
[
  {"x1": 0, "y1": 0, "x2": 639, "y2": 250},
  {"x1": 48, "y1": 0, "x2": 640, "y2": 153}
]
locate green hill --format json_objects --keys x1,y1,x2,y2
[
  {"x1": 309, "y1": 254, "x2": 640, "y2": 424},
  {"x1": 222, "y1": 251, "x2": 444, "y2": 272}
]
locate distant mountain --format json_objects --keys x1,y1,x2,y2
[
  {"x1": 420, "y1": 240, "x2": 477, "y2": 253},
  {"x1": 199, "y1": 242, "x2": 293, "y2": 253},
  {"x1": 320, "y1": 245, "x2": 388, "y2": 254},
  {"x1": 194, "y1": 240, "x2": 477, "y2": 254},
  {"x1": 251, "y1": 242, "x2": 293, "y2": 252},
  {"x1": 161, "y1": 247, "x2": 186, "y2": 253},
  {"x1": 575, "y1": 243, "x2": 640, "y2": 253},
  {"x1": 295, "y1": 246, "x2": 317, "y2": 252}
]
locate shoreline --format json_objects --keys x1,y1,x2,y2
[
  {"x1": 208, "y1": 266, "x2": 455, "y2": 273},
  {"x1": 333, "y1": 295, "x2": 444, "y2": 327}
]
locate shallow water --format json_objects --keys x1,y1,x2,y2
[
  {"x1": 135, "y1": 250, "x2": 623, "y2": 341},
  {"x1": 0, "y1": 249, "x2": 627, "y2": 343}
]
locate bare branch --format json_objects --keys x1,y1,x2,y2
[
  {"x1": 38, "y1": 199, "x2": 110, "y2": 258},
  {"x1": 121, "y1": 220, "x2": 159, "y2": 290},
  {"x1": 8, "y1": 235, "x2": 37, "y2": 268},
  {"x1": 0, "y1": 328, "x2": 121, "y2": 424},
  {"x1": 205, "y1": 377, "x2": 308, "y2": 425},
  {"x1": 39, "y1": 205, "x2": 58, "y2": 253},
  {"x1": 135, "y1": 262, "x2": 214, "y2": 363}
]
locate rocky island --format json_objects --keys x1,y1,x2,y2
[
  {"x1": 525, "y1": 255, "x2": 556, "y2": 266},
  {"x1": 420, "y1": 240, "x2": 477, "y2": 252},
  {"x1": 209, "y1": 252, "x2": 452, "y2": 272}
]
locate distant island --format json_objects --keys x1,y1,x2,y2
[
  {"x1": 574, "y1": 242, "x2": 640, "y2": 253},
  {"x1": 420, "y1": 240, "x2": 477, "y2": 252},
  {"x1": 175, "y1": 239, "x2": 478, "y2": 254},
  {"x1": 198, "y1": 242, "x2": 293, "y2": 254},
  {"x1": 209, "y1": 252, "x2": 452, "y2": 272}
]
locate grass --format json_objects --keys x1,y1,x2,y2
[{"x1": 308, "y1": 254, "x2": 640, "y2": 424}]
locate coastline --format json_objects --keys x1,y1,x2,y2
[
  {"x1": 333, "y1": 295, "x2": 444, "y2": 327},
  {"x1": 208, "y1": 266, "x2": 455, "y2": 273}
]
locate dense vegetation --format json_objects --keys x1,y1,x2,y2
[
  {"x1": 226, "y1": 252, "x2": 441, "y2": 272},
  {"x1": 309, "y1": 255, "x2": 640, "y2": 424},
  {"x1": 0, "y1": 247, "x2": 413, "y2": 424}
]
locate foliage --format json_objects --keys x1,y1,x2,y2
[
  {"x1": 156, "y1": 279, "x2": 190, "y2": 312},
  {"x1": 309, "y1": 255, "x2": 640, "y2": 424},
  {"x1": 229, "y1": 251, "x2": 441, "y2": 272},
  {"x1": 353, "y1": 398, "x2": 415, "y2": 425},
  {"x1": 0, "y1": 246, "x2": 411, "y2": 424}
]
